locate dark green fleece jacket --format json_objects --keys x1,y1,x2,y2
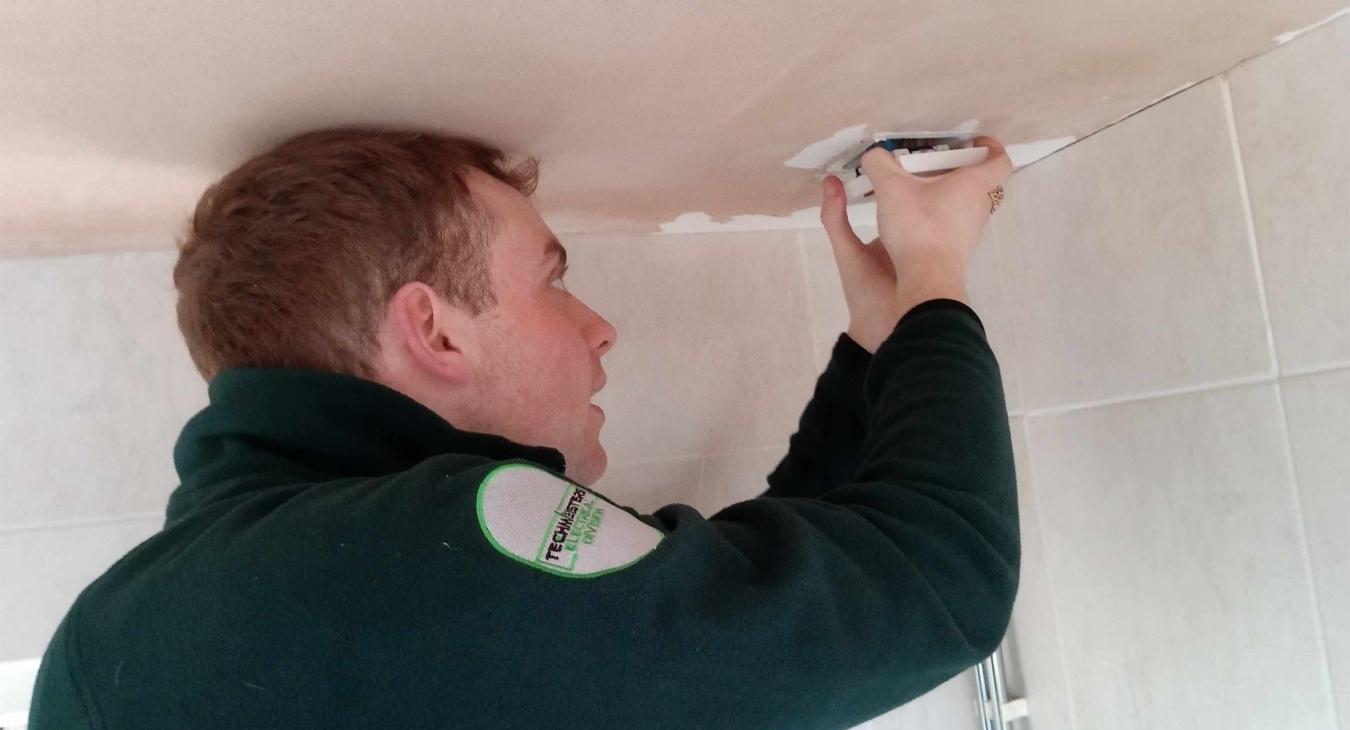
[{"x1": 28, "y1": 297, "x2": 1019, "y2": 729}]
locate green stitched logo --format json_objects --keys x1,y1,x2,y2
[
  {"x1": 534, "y1": 481, "x2": 605, "y2": 571},
  {"x1": 476, "y1": 461, "x2": 664, "y2": 578}
]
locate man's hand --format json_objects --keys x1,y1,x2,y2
[
  {"x1": 821, "y1": 136, "x2": 1013, "y2": 354},
  {"x1": 820, "y1": 175, "x2": 904, "y2": 355}
]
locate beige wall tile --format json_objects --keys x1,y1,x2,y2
[
  {"x1": 973, "y1": 220, "x2": 1024, "y2": 415},
  {"x1": 590, "y1": 453, "x2": 705, "y2": 516},
  {"x1": 1003, "y1": 416, "x2": 1077, "y2": 730},
  {"x1": 995, "y1": 78, "x2": 1272, "y2": 411},
  {"x1": 0, "y1": 251, "x2": 206, "y2": 529},
  {"x1": 798, "y1": 227, "x2": 854, "y2": 373},
  {"x1": 1281, "y1": 367, "x2": 1350, "y2": 725},
  {"x1": 1025, "y1": 383, "x2": 1335, "y2": 729},
  {"x1": 801, "y1": 222, "x2": 1022, "y2": 413},
  {"x1": 698, "y1": 446, "x2": 783, "y2": 511},
  {"x1": 0, "y1": 515, "x2": 163, "y2": 661},
  {"x1": 863, "y1": 669, "x2": 977, "y2": 730},
  {"x1": 566, "y1": 230, "x2": 818, "y2": 467},
  {"x1": 1227, "y1": 17, "x2": 1350, "y2": 373}
]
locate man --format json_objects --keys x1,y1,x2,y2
[{"x1": 29, "y1": 127, "x2": 1019, "y2": 729}]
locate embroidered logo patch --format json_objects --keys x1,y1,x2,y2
[{"x1": 475, "y1": 462, "x2": 665, "y2": 578}]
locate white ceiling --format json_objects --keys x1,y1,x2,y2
[{"x1": 2, "y1": 1, "x2": 1346, "y2": 251}]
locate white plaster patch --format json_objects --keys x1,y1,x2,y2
[
  {"x1": 658, "y1": 203, "x2": 878, "y2": 234},
  {"x1": 783, "y1": 124, "x2": 869, "y2": 169},
  {"x1": 1006, "y1": 136, "x2": 1077, "y2": 167},
  {"x1": 659, "y1": 209, "x2": 818, "y2": 233},
  {"x1": 661, "y1": 134, "x2": 1074, "y2": 233},
  {"x1": 1274, "y1": 6, "x2": 1350, "y2": 44},
  {"x1": 476, "y1": 462, "x2": 665, "y2": 578}
]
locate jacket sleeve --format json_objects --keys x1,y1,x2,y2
[
  {"x1": 758, "y1": 330, "x2": 873, "y2": 500},
  {"x1": 512, "y1": 297, "x2": 1020, "y2": 729}
]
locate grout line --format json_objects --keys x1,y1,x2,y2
[
  {"x1": 0, "y1": 241, "x2": 179, "y2": 261},
  {"x1": 986, "y1": 213, "x2": 1028, "y2": 415},
  {"x1": 1020, "y1": 371, "x2": 1276, "y2": 418},
  {"x1": 1221, "y1": 74, "x2": 1283, "y2": 377},
  {"x1": 1015, "y1": 416, "x2": 1081, "y2": 730},
  {"x1": 1270, "y1": 379, "x2": 1342, "y2": 725},
  {"x1": 795, "y1": 229, "x2": 823, "y2": 373},
  {"x1": 0, "y1": 511, "x2": 162, "y2": 536},
  {"x1": 1224, "y1": 70, "x2": 1342, "y2": 727},
  {"x1": 1225, "y1": 68, "x2": 1341, "y2": 727},
  {"x1": 610, "y1": 360, "x2": 1350, "y2": 471},
  {"x1": 1282, "y1": 359, "x2": 1350, "y2": 379},
  {"x1": 694, "y1": 455, "x2": 710, "y2": 503},
  {"x1": 1010, "y1": 362, "x2": 1350, "y2": 420}
]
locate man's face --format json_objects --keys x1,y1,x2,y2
[{"x1": 463, "y1": 170, "x2": 617, "y2": 486}]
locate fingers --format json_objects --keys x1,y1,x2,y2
[
  {"x1": 858, "y1": 145, "x2": 918, "y2": 197},
  {"x1": 820, "y1": 175, "x2": 864, "y2": 251},
  {"x1": 856, "y1": 136, "x2": 1012, "y2": 201}
]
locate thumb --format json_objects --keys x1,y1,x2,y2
[{"x1": 820, "y1": 175, "x2": 864, "y2": 253}]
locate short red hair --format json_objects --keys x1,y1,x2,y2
[{"x1": 173, "y1": 126, "x2": 539, "y2": 381}]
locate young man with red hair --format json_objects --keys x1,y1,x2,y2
[{"x1": 30, "y1": 128, "x2": 1018, "y2": 729}]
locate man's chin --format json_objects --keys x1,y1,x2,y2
[{"x1": 572, "y1": 441, "x2": 606, "y2": 487}]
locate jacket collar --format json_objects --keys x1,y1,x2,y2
[{"x1": 166, "y1": 367, "x2": 566, "y2": 523}]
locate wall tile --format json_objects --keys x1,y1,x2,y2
[
  {"x1": 1228, "y1": 18, "x2": 1350, "y2": 372},
  {"x1": 798, "y1": 227, "x2": 853, "y2": 373},
  {"x1": 0, "y1": 251, "x2": 207, "y2": 528},
  {"x1": 973, "y1": 221, "x2": 1023, "y2": 415},
  {"x1": 1003, "y1": 416, "x2": 1076, "y2": 730},
  {"x1": 801, "y1": 222, "x2": 1022, "y2": 413},
  {"x1": 1025, "y1": 383, "x2": 1335, "y2": 729},
  {"x1": 864, "y1": 670, "x2": 977, "y2": 730},
  {"x1": 1281, "y1": 367, "x2": 1350, "y2": 730},
  {"x1": 698, "y1": 446, "x2": 783, "y2": 511},
  {"x1": 995, "y1": 78, "x2": 1271, "y2": 411},
  {"x1": 565, "y1": 230, "x2": 818, "y2": 467},
  {"x1": 590, "y1": 453, "x2": 705, "y2": 516},
  {"x1": 0, "y1": 515, "x2": 163, "y2": 661}
]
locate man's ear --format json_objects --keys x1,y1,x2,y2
[{"x1": 386, "y1": 281, "x2": 473, "y2": 383}]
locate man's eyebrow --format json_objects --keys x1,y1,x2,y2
[{"x1": 543, "y1": 236, "x2": 568, "y2": 274}]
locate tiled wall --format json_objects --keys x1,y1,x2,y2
[
  {"x1": 988, "y1": 16, "x2": 1349, "y2": 730},
  {"x1": 0, "y1": 252, "x2": 206, "y2": 654},
  {"x1": 1, "y1": 15, "x2": 1345, "y2": 730}
]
